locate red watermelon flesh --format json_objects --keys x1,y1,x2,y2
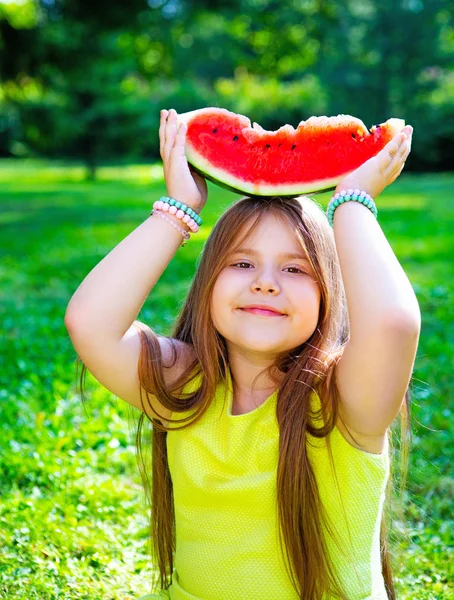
[{"x1": 176, "y1": 107, "x2": 405, "y2": 197}]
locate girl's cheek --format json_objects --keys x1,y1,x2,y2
[{"x1": 218, "y1": 268, "x2": 240, "y2": 288}]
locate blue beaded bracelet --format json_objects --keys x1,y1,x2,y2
[
  {"x1": 159, "y1": 196, "x2": 203, "y2": 226},
  {"x1": 326, "y1": 189, "x2": 378, "y2": 228}
]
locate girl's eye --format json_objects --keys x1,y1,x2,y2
[
  {"x1": 231, "y1": 262, "x2": 305, "y2": 274},
  {"x1": 286, "y1": 267, "x2": 305, "y2": 274}
]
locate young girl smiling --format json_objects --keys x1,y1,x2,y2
[{"x1": 65, "y1": 108, "x2": 420, "y2": 599}]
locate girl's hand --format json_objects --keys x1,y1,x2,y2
[
  {"x1": 159, "y1": 108, "x2": 208, "y2": 212},
  {"x1": 335, "y1": 125, "x2": 413, "y2": 199}
]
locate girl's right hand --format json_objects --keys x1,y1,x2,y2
[
  {"x1": 335, "y1": 125, "x2": 413, "y2": 200},
  {"x1": 159, "y1": 108, "x2": 208, "y2": 213}
]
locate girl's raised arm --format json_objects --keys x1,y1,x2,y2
[
  {"x1": 64, "y1": 109, "x2": 206, "y2": 415},
  {"x1": 330, "y1": 126, "x2": 421, "y2": 451}
]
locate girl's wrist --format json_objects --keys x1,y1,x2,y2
[
  {"x1": 155, "y1": 208, "x2": 191, "y2": 230},
  {"x1": 335, "y1": 183, "x2": 374, "y2": 198},
  {"x1": 166, "y1": 192, "x2": 203, "y2": 215},
  {"x1": 152, "y1": 196, "x2": 202, "y2": 237},
  {"x1": 157, "y1": 196, "x2": 202, "y2": 227},
  {"x1": 335, "y1": 165, "x2": 385, "y2": 199},
  {"x1": 327, "y1": 188, "x2": 378, "y2": 227}
]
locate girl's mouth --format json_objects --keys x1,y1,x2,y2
[{"x1": 239, "y1": 308, "x2": 286, "y2": 317}]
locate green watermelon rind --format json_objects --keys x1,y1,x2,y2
[
  {"x1": 188, "y1": 162, "x2": 339, "y2": 197},
  {"x1": 177, "y1": 109, "x2": 405, "y2": 197}
]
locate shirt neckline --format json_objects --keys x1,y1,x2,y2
[{"x1": 225, "y1": 367, "x2": 278, "y2": 419}]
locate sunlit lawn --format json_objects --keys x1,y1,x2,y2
[{"x1": 0, "y1": 159, "x2": 452, "y2": 599}]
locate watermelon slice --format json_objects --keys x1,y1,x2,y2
[{"x1": 175, "y1": 107, "x2": 405, "y2": 197}]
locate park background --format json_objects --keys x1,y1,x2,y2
[{"x1": 0, "y1": 0, "x2": 452, "y2": 598}]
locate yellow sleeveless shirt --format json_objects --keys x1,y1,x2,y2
[{"x1": 157, "y1": 368, "x2": 390, "y2": 600}]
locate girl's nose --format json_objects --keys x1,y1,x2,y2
[{"x1": 251, "y1": 271, "x2": 280, "y2": 293}]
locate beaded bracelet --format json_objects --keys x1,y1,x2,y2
[
  {"x1": 326, "y1": 188, "x2": 378, "y2": 228},
  {"x1": 151, "y1": 209, "x2": 191, "y2": 247},
  {"x1": 151, "y1": 200, "x2": 201, "y2": 234},
  {"x1": 156, "y1": 196, "x2": 202, "y2": 228}
]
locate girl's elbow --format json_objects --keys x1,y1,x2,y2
[{"x1": 385, "y1": 310, "x2": 421, "y2": 335}]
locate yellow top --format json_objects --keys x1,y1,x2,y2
[{"x1": 164, "y1": 369, "x2": 390, "y2": 600}]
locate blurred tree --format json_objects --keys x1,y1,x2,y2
[
  {"x1": 335, "y1": 0, "x2": 454, "y2": 169},
  {"x1": 0, "y1": 0, "x2": 452, "y2": 171},
  {"x1": 0, "y1": 0, "x2": 174, "y2": 177}
]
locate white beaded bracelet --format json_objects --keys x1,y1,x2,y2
[{"x1": 151, "y1": 209, "x2": 191, "y2": 247}]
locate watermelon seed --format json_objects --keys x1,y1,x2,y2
[
  {"x1": 212, "y1": 128, "x2": 218, "y2": 133},
  {"x1": 291, "y1": 144, "x2": 296, "y2": 150},
  {"x1": 278, "y1": 143, "x2": 282, "y2": 147},
  {"x1": 265, "y1": 144, "x2": 271, "y2": 149},
  {"x1": 351, "y1": 133, "x2": 356, "y2": 139},
  {"x1": 233, "y1": 135, "x2": 239, "y2": 141}
]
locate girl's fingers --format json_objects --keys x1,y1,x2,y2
[
  {"x1": 163, "y1": 109, "x2": 178, "y2": 162},
  {"x1": 381, "y1": 130, "x2": 411, "y2": 178},
  {"x1": 159, "y1": 109, "x2": 168, "y2": 160},
  {"x1": 388, "y1": 133, "x2": 412, "y2": 173},
  {"x1": 377, "y1": 135, "x2": 400, "y2": 173},
  {"x1": 386, "y1": 126, "x2": 412, "y2": 158},
  {"x1": 171, "y1": 122, "x2": 187, "y2": 158},
  {"x1": 390, "y1": 161, "x2": 406, "y2": 184}
]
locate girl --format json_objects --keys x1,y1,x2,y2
[{"x1": 65, "y1": 109, "x2": 421, "y2": 600}]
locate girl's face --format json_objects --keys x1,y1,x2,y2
[{"x1": 210, "y1": 213, "x2": 321, "y2": 360}]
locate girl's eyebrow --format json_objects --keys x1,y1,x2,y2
[{"x1": 232, "y1": 247, "x2": 310, "y2": 262}]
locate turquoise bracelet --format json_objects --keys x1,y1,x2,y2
[
  {"x1": 159, "y1": 196, "x2": 202, "y2": 226},
  {"x1": 326, "y1": 189, "x2": 378, "y2": 228}
]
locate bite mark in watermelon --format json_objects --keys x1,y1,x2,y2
[{"x1": 176, "y1": 107, "x2": 405, "y2": 197}]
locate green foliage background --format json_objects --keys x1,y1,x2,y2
[{"x1": 0, "y1": 0, "x2": 453, "y2": 175}]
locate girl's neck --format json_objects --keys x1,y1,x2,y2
[
  {"x1": 228, "y1": 359, "x2": 283, "y2": 406},
  {"x1": 231, "y1": 382, "x2": 277, "y2": 415}
]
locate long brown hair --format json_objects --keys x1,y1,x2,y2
[{"x1": 76, "y1": 195, "x2": 412, "y2": 599}]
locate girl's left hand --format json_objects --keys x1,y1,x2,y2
[{"x1": 335, "y1": 125, "x2": 413, "y2": 199}]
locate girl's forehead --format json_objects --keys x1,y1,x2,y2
[
  {"x1": 229, "y1": 240, "x2": 310, "y2": 263},
  {"x1": 235, "y1": 214, "x2": 305, "y2": 253}
]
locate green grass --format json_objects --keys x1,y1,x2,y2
[{"x1": 0, "y1": 159, "x2": 452, "y2": 599}]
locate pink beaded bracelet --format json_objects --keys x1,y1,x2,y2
[{"x1": 152, "y1": 200, "x2": 200, "y2": 233}]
